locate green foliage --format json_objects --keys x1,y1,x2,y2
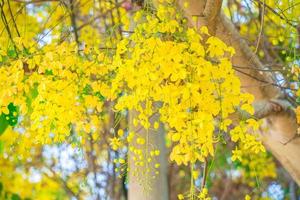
[
  {"x1": 0, "y1": 103, "x2": 18, "y2": 135},
  {"x1": 11, "y1": 194, "x2": 21, "y2": 200},
  {"x1": 0, "y1": 114, "x2": 9, "y2": 136}
]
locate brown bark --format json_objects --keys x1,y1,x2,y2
[
  {"x1": 129, "y1": 1, "x2": 300, "y2": 199},
  {"x1": 179, "y1": 0, "x2": 300, "y2": 185}
]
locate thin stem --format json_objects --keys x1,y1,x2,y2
[
  {"x1": 0, "y1": 0, "x2": 18, "y2": 54},
  {"x1": 69, "y1": 0, "x2": 80, "y2": 47},
  {"x1": 7, "y1": 0, "x2": 21, "y2": 37},
  {"x1": 201, "y1": 158, "x2": 208, "y2": 189},
  {"x1": 254, "y1": 0, "x2": 264, "y2": 54}
]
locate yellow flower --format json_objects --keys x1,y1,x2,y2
[
  {"x1": 109, "y1": 137, "x2": 121, "y2": 150},
  {"x1": 231, "y1": 147, "x2": 242, "y2": 162},
  {"x1": 136, "y1": 137, "x2": 145, "y2": 145},
  {"x1": 117, "y1": 129, "x2": 124, "y2": 137},
  {"x1": 177, "y1": 194, "x2": 184, "y2": 200}
]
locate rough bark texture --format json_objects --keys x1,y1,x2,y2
[{"x1": 179, "y1": 0, "x2": 300, "y2": 185}]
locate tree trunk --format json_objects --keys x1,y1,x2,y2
[
  {"x1": 128, "y1": 1, "x2": 300, "y2": 199},
  {"x1": 128, "y1": 110, "x2": 169, "y2": 200},
  {"x1": 179, "y1": 0, "x2": 300, "y2": 185}
]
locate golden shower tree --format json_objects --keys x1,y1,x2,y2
[{"x1": 0, "y1": 0, "x2": 299, "y2": 199}]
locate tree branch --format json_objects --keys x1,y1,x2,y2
[
  {"x1": 203, "y1": 0, "x2": 223, "y2": 35},
  {"x1": 201, "y1": 158, "x2": 208, "y2": 189},
  {"x1": 68, "y1": 0, "x2": 80, "y2": 47}
]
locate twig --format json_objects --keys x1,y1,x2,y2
[
  {"x1": 254, "y1": 0, "x2": 264, "y2": 54},
  {"x1": 69, "y1": 0, "x2": 80, "y2": 47},
  {"x1": 251, "y1": 0, "x2": 297, "y2": 28},
  {"x1": 234, "y1": 67, "x2": 295, "y2": 91},
  {"x1": 0, "y1": 0, "x2": 19, "y2": 56},
  {"x1": 201, "y1": 158, "x2": 208, "y2": 189}
]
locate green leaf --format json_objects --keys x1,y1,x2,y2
[
  {"x1": 11, "y1": 193, "x2": 21, "y2": 200},
  {"x1": 7, "y1": 48, "x2": 17, "y2": 59},
  {"x1": 6, "y1": 103, "x2": 19, "y2": 126},
  {"x1": 25, "y1": 83, "x2": 39, "y2": 113},
  {"x1": 0, "y1": 114, "x2": 9, "y2": 136},
  {"x1": 0, "y1": 182, "x2": 3, "y2": 193},
  {"x1": 82, "y1": 84, "x2": 92, "y2": 95},
  {"x1": 95, "y1": 92, "x2": 105, "y2": 102},
  {"x1": 0, "y1": 55, "x2": 8, "y2": 64},
  {"x1": 0, "y1": 141, "x2": 4, "y2": 154},
  {"x1": 22, "y1": 48, "x2": 31, "y2": 56},
  {"x1": 0, "y1": 103, "x2": 19, "y2": 135},
  {"x1": 296, "y1": 97, "x2": 300, "y2": 104},
  {"x1": 45, "y1": 69, "x2": 53, "y2": 75}
]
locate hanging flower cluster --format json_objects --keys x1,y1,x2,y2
[
  {"x1": 109, "y1": 2, "x2": 266, "y2": 198},
  {"x1": 0, "y1": 0, "x2": 274, "y2": 199}
]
